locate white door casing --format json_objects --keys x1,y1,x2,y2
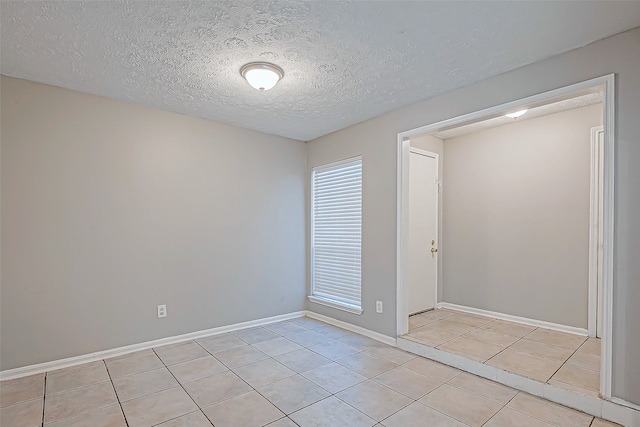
[
  {"x1": 408, "y1": 149, "x2": 439, "y2": 315},
  {"x1": 397, "y1": 74, "x2": 614, "y2": 401},
  {"x1": 589, "y1": 126, "x2": 605, "y2": 338}
]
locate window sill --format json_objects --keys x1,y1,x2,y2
[{"x1": 307, "y1": 295, "x2": 363, "y2": 315}]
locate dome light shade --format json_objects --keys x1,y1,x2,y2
[
  {"x1": 505, "y1": 109, "x2": 528, "y2": 118},
  {"x1": 240, "y1": 62, "x2": 284, "y2": 91}
]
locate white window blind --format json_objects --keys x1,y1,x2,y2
[{"x1": 311, "y1": 156, "x2": 362, "y2": 312}]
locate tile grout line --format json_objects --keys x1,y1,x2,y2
[
  {"x1": 407, "y1": 311, "x2": 602, "y2": 394},
  {"x1": 199, "y1": 320, "x2": 384, "y2": 398},
  {"x1": 406, "y1": 331, "x2": 605, "y2": 405},
  {"x1": 191, "y1": 318, "x2": 372, "y2": 425},
  {"x1": 464, "y1": 331, "x2": 599, "y2": 426},
  {"x1": 408, "y1": 313, "x2": 540, "y2": 363},
  {"x1": 191, "y1": 324, "x2": 300, "y2": 422},
  {"x1": 150, "y1": 410, "x2": 204, "y2": 427},
  {"x1": 41, "y1": 372, "x2": 47, "y2": 427},
  {"x1": 545, "y1": 336, "x2": 590, "y2": 386},
  {"x1": 307, "y1": 352, "x2": 426, "y2": 426},
  {"x1": 458, "y1": 316, "x2": 591, "y2": 383},
  {"x1": 369, "y1": 353, "x2": 491, "y2": 424},
  {"x1": 334, "y1": 375, "x2": 418, "y2": 425},
  {"x1": 297, "y1": 371, "x2": 396, "y2": 425},
  {"x1": 103, "y1": 358, "x2": 131, "y2": 427},
  {"x1": 231, "y1": 318, "x2": 423, "y2": 424},
  {"x1": 563, "y1": 338, "x2": 601, "y2": 373},
  {"x1": 411, "y1": 381, "x2": 487, "y2": 427},
  {"x1": 480, "y1": 325, "x2": 540, "y2": 367},
  {"x1": 18, "y1": 366, "x2": 115, "y2": 427},
  {"x1": 478, "y1": 391, "x2": 525, "y2": 427},
  {"x1": 429, "y1": 368, "x2": 526, "y2": 426},
  {"x1": 505, "y1": 393, "x2": 596, "y2": 426},
  {"x1": 443, "y1": 376, "x2": 513, "y2": 407},
  {"x1": 484, "y1": 326, "x2": 573, "y2": 383},
  {"x1": 16, "y1": 316, "x2": 605, "y2": 427},
  {"x1": 150, "y1": 345, "x2": 214, "y2": 426},
  {"x1": 546, "y1": 377, "x2": 600, "y2": 398},
  {"x1": 39, "y1": 367, "x2": 125, "y2": 427},
  {"x1": 409, "y1": 312, "x2": 498, "y2": 349}
]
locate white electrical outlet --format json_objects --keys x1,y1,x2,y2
[
  {"x1": 157, "y1": 305, "x2": 167, "y2": 318},
  {"x1": 376, "y1": 301, "x2": 383, "y2": 313}
]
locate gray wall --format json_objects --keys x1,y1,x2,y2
[
  {"x1": 1, "y1": 76, "x2": 307, "y2": 371},
  {"x1": 442, "y1": 104, "x2": 602, "y2": 328},
  {"x1": 305, "y1": 27, "x2": 640, "y2": 405},
  {"x1": 410, "y1": 134, "x2": 444, "y2": 302}
]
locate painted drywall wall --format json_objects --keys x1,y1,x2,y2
[
  {"x1": 409, "y1": 134, "x2": 444, "y2": 302},
  {"x1": 0, "y1": 76, "x2": 307, "y2": 371},
  {"x1": 306, "y1": 27, "x2": 640, "y2": 405},
  {"x1": 442, "y1": 104, "x2": 602, "y2": 328}
]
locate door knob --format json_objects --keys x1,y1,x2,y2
[{"x1": 431, "y1": 248, "x2": 438, "y2": 253}]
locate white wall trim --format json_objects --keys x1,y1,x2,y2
[
  {"x1": 396, "y1": 75, "x2": 613, "y2": 140},
  {"x1": 603, "y1": 400, "x2": 640, "y2": 427},
  {"x1": 438, "y1": 302, "x2": 588, "y2": 336},
  {"x1": 396, "y1": 136, "x2": 410, "y2": 336},
  {"x1": 307, "y1": 295, "x2": 363, "y2": 315},
  {"x1": 305, "y1": 311, "x2": 397, "y2": 347},
  {"x1": 0, "y1": 310, "x2": 398, "y2": 381},
  {"x1": 397, "y1": 337, "x2": 639, "y2": 427},
  {"x1": 611, "y1": 398, "x2": 640, "y2": 413},
  {"x1": 588, "y1": 125, "x2": 605, "y2": 338},
  {"x1": 600, "y1": 74, "x2": 615, "y2": 401},
  {"x1": 0, "y1": 311, "x2": 306, "y2": 381}
]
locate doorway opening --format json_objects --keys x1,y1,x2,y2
[{"x1": 396, "y1": 75, "x2": 615, "y2": 400}]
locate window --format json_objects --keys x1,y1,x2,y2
[{"x1": 309, "y1": 156, "x2": 362, "y2": 314}]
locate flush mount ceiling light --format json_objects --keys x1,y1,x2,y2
[
  {"x1": 240, "y1": 62, "x2": 284, "y2": 91},
  {"x1": 505, "y1": 109, "x2": 528, "y2": 118}
]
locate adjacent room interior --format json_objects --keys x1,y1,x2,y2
[{"x1": 401, "y1": 87, "x2": 605, "y2": 397}]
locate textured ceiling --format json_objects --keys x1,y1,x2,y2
[
  {"x1": 435, "y1": 92, "x2": 605, "y2": 139},
  {"x1": 2, "y1": 1, "x2": 639, "y2": 141}
]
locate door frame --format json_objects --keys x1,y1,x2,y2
[
  {"x1": 395, "y1": 74, "x2": 615, "y2": 399},
  {"x1": 407, "y1": 147, "x2": 439, "y2": 315},
  {"x1": 588, "y1": 126, "x2": 605, "y2": 338}
]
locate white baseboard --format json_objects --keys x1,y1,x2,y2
[
  {"x1": 611, "y1": 398, "x2": 640, "y2": 413},
  {"x1": 305, "y1": 311, "x2": 397, "y2": 347},
  {"x1": 0, "y1": 311, "x2": 306, "y2": 381},
  {"x1": 437, "y1": 302, "x2": 588, "y2": 336},
  {"x1": 605, "y1": 398, "x2": 640, "y2": 426},
  {"x1": 397, "y1": 337, "x2": 639, "y2": 427}
]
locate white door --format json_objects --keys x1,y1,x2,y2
[{"x1": 408, "y1": 150, "x2": 439, "y2": 315}]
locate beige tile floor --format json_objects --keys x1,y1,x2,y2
[
  {"x1": 406, "y1": 309, "x2": 601, "y2": 397},
  {"x1": 0, "y1": 316, "x2": 618, "y2": 427}
]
